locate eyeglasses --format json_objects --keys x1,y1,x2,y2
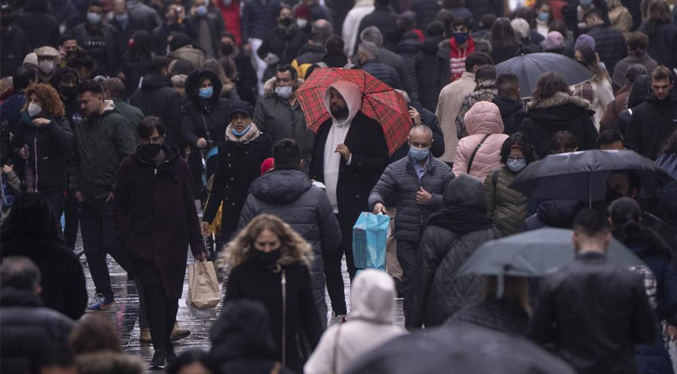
[{"x1": 140, "y1": 136, "x2": 163, "y2": 145}]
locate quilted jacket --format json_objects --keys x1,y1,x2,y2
[
  {"x1": 483, "y1": 166, "x2": 529, "y2": 236},
  {"x1": 453, "y1": 101, "x2": 509, "y2": 180}
]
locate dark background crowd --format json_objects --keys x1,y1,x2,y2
[{"x1": 3, "y1": 0, "x2": 677, "y2": 373}]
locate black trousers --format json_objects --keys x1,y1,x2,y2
[
  {"x1": 397, "y1": 239, "x2": 419, "y2": 323},
  {"x1": 63, "y1": 190, "x2": 79, "y2": 248},
  {"x1": 322, "y1": 213, "x2": 360, "y2": 316},
  {"x1": 143, "y1": 283, "x2": 178, "y2": 354}
]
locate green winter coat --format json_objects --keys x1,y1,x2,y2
[
  {"x1": 483, "y1": 166, "x2": 528, "y2": 236},
  {"x1": 69, "y1": 101, "x2": 137, "y2": 210}
]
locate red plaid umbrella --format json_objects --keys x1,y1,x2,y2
[{"x1": 296, "y1": 68, "x2": 411, "y2": 155}]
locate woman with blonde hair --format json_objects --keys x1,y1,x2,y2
[
  {"x1": 220, "y1": 214, "x2": 323, "y2": 374},
  {"x1": 607, "y1": 0, "x2": 633, "y2": 33},
  {"x1": 14, "y1": 82, "x2": 72, "y2": 221}
]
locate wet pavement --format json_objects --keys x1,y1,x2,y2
[{"x1": 77, "y1": 236, "x2": 404, "y2": 371}]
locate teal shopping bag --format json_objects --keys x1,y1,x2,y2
[{"x1": 352, "y1": 212, "x2": 390, "y2": 270}]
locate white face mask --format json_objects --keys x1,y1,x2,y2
[
  {"x1": 38, "y1": 60, "x2": 55, "y2": 74},
  {"x1": 275, "y1": 85, "x2": 293, "y2": 99},
  {"x1": 296, "y1": 18, "x2": 308, "y2": 29},
  {"x1": 27, "y1": 102, "x2": 42, "y2": 117}
]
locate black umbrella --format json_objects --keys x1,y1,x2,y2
[
  {"x1": 509, "y1": 150, "x2": 674, "y2": 204},
  {"x1": 495, "y1": 52, "x2": 593, "y2": 98},
  {"x1": 456, "y1": 228, "x2": 644, "y2": 278},
  {"x1": 345, "y1": 322, "x2": 576, "y2": 374}
]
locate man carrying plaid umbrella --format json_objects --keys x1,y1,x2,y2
[{"x1": 309, "y1": 80, "x2": 389, "y2": 322}]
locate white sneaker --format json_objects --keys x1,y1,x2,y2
[{"x1": 329, "y1": 314, "x2": 347, "y2": 326}]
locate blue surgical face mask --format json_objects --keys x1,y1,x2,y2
[
  {"x1": 538, "y1": 12, "x2": 550, "y2": 22},
  {"x1": 114, "y1": 13, "x2": 129, "y2": 23},
  {"x1": 506, "y1": 156, "x2": 527, "y2": 173},
  {"x1": 409, "y1": 146, "x2": 430, "y2": 161},
  {"x1": 580, "y1": 0, "x2": 593, "y2": 6},
  {"x1": 232, "y1": 125, "x2": 250, "y2": 137},
  {"x1": 199, "y1": 86, "x2": 213, "y2": 98},
  {"x1": 196, "y1": 5, "x2": 207, "y2": 16},
  {"x1": 454, "y1": 32, "x2": 469, "y2": 44}
]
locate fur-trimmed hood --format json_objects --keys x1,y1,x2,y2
[
  {"x1": 526, "y1": 92, "x2": 595, "y2": 131},
  {"x1": 262, "y1": 76, "x2": 305, "y2": 97},
  {"x1": 76, "y1": 351, "x2": 144, "y2": 374},
  {"x1": 528, "y1": 92, "x2": 591, "y2": 110}
]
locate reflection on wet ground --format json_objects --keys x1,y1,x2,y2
[{"x1": 79, "y1": 244, "x2": 404, "y2": 371}]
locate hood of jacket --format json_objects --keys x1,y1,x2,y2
[
  {"x1": 0, "y1": 288, "x2": 43, "y2": 307},
  {"x1": 185, "y1": 68, "x2": 223, "y2": 109},
  {"x1": 297, "y1": 43, "x2": 325, "y2": 57},
  {"x1": 350, "y1": 269, "x2": 397, "y2": 324},
  {"x1": 50, "y1": 67, "x2": 80, "y2": 97},
  {"x1": 249, "y1": 169, "x2": 312, "y2": 205},
  {"x1": 536, "y1": 199, "x2": 583, "y2": 228},
  {"x1": 464, "y1": 101, "x2": 505, "y2": 135},
  {"x1": 492, "y1": 95, "x2": 524, "y2": 117},
  {"x1": 210, "y1": 299, "x2": 278, "y2": 359},
  {"x1": 526, "y1": 92, "x2": 593, "y2": 130},
  {"x1": 1, "y1": 193, "x2": 61, "y2": 240},
  {"x1": 131, "y1": 144, "x2": 179, "y2": 165},
  {"x1": 141, "y1": 73, "x2": 172, "y2": 92},
  {"x1": 627, "y1": 75, "x2": 651, "y2": 109},
  {"x1": 443, "y1": 174, "x2": 486, "y2": 209},
  {"x1": 645, "y1": 91, "x2": 677, "y2": 112},
  {"x1": 325, "y1": 80, "x2": 362, "y2": 127},
  {"x1": 76, "y1": 351, "x2": 144, "y2": 374},
  {"x1": 422, "y1": 35, "x2": 442, "y2": 55}
]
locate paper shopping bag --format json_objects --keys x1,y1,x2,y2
[
  {"x1": 188, "y1": 261, "x2": 221, "y2": 309},
  {"x1": 352, "y1": 212, "x2": 390, "y2": 270}
]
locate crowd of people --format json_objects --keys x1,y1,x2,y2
[{"x1": 2, "y1": 0, "x2": 677, "y2": 372}]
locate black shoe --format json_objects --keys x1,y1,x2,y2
[
  {"x1": 167, "y1": 347, "x2": 178, "y2": 364},
  {"x1": 149, "y1": 350, "x2": 166, "y2": 370}
]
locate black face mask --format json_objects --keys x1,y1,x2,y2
[
  {"x1": 250, "y1": 248, "x2": 282, "y2": 268},
  {"x1": 280, "y1": 17, "x2": 293, "y2": 27},
  {"x1": 142, "y1": 144, "x2": 162, "y2": 157},
  {"x1": 61, "y1": 85, "x2": 77, "y2": 98},
  {"x1": 220, "y1": 43, "x2": 234, "y2": 56}
]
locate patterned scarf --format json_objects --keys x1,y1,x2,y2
[{"x1": 225, "y1": 122, "x2": 261, "y2": 144}]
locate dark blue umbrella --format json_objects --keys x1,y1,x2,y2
[
  {"x1": 495, "y1": 52, "x2": 593, "y2": 98},
  {"x1": 509, "y1": 150, "x2": 675, "y2": 204}
]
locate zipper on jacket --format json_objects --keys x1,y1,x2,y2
[{"x1": 281, "y1": 269, "x2": 287, "y2": 367}]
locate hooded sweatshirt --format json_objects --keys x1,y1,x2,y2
[
  {"x1": 323, "y1": 81, "x2": 362, "y2": 212},
  {"x1": 304, "y1": 269, "x2": 406, "y2": 374}
]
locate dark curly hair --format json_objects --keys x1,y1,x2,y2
[{"x1": 500, "y1": 132, "x2": 537, "y2": 164}]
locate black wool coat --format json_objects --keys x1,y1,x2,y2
[{"x1": 114, "y1": 145, "x2": 205, "y2": 298}]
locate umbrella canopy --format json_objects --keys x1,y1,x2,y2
[
  {"x1": 296, "y1": 68, "x2": 411, "y2": 155},
  {"x1": 345, "y1": 322, "x2": 577, "y2": 374},
  {"x1": 456, "y1": 228, "x2": 644, "y2": 278},
  {"x1": 495, "y1": 53, "x2": 593, "y2": 98},
  {"x1": 509, "y1": 150, "x2": 675, "y2": 203}
]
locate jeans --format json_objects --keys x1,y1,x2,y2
[
  {"x1": 41, "y1": 190, "x2": 65, "y2": 227},
  {"x1": 79, "y1": 202, "x2": 132, "y2": 300},
  {"x1": 64, "y1": 190, "x2": 79, "y2": 248}
]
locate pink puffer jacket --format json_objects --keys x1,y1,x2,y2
[{"x1": 453, "y1": 101, "x2": 509, "y2": 180}]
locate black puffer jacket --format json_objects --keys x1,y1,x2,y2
[
  {"x1": 411, "y1": 0, "x2": 441, "y2": 29},
  {"x1": 14, "y1": 113, "x2": 73, "y2": 192},
  {"x1": 523, "y1": 200, "x2": 585, "y2": 231},
  {"x1": 369, "y1": 156, "x2": 453, "y2": 244},
  {"x1": 241, "y1": 0, "x2": 282, "y2": 42},
  {"x1": 466, "y1": 0, "x2": 504, "y2": 18},
  {"x1": 408, "y1": 175, "x2": 500, "y2": 328},
  {"x1": 71, "y1": 22, "x2": 121, "y2": 76},
  {"x1": 360, "y1": 59, "x2": 402, "y2": 90},
  {"x1": 447, "y1": 299, "x2": 530, "y2": 337},
  {"x1": 519, "y1": 93, "x2": 598, "y2": 159},
  {"x1": 210, "y1": 299, "x2": 295, "y2": 374},
  {"x1": 130, "y1": 73, "x2": 184, "y2": 148},
  {"x1": 626, "y1": 92, "x2": 677, "y2": 160},
  {"x1": 0, "y1": 289, "x2": 74, "y2": 374},
  {"x1": 239, "y1": 169, "x2": 341, "y2": 323},
  {"x1": 586, "y1": 25, "x2": 627, "y2": 77},
  {"x1": 395, "y1": 36, "x2": 421, "y2": 101},
  {"x1": 0, "y1": 26, "x2": 30, "y2": 77},
  {"x1": 642, "y1": 21, "x2": 677, "y2": 71}
]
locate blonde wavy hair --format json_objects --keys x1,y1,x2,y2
[{"x1": 217, "y1": 214, "x2": 313, "y2": 273}]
